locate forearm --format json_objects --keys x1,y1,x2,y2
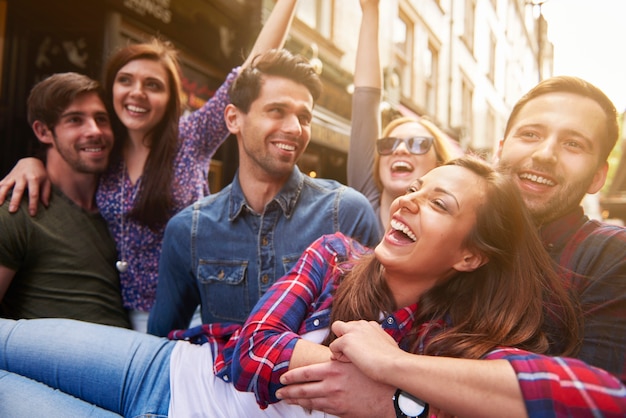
[
  {"x1": 347, "y1": 87, "x2": 382, "y2": 201},
  {"x1": 231, "y1": 237, "x2": 342, "y2": 406},
  {"x1": 386, "y1": 353, "x2": 527, "y2": 418},
  {"x1": 289, "y1": 339, "x2": 332, "y2": 370},
  {"x1": 354, "y1": 0, "x2": 381, "y2": 88},
  {"x1": 490, "y1": 348, "x2": 626, "y2": 415},
  {"x1": 242, "y1": 0, "x2": 298, "y2": 69},
  {"x1": 348, "y1": 1, "x2": 382, "y2": 203}
]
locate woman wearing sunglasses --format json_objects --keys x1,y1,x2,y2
[{"x1": 348, "y1": 0, "x2": 458, "y2": 237}]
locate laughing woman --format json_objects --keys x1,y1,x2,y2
[
  {"x1": 348, "y1": 0, "x2": 459, "y2": 237},
  {"x1": 0, "y1": 156, "x2": 621, "y2": 417}
]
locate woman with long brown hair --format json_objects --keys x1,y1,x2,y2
[{"x1": 2, "y1": 156, "x2": 624, "y2": 417}]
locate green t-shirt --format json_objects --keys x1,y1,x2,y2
[{"x1": 0, "y1": 187, "x2": 130, "y2": 328}]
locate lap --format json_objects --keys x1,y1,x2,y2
[
  {"x1": 0, "y1": 370, "x2": 122, "y2": 418},
  {"x1": 0, "y1": 318, "x2": 173, "y2": 416}
]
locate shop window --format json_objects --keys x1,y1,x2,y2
[
  {"x1": 488, "y1": 32, "x2": 497, "y2": 83},
  {"x1": 393, "y1": 11, "x2": 413, "y2": 100},
  {"x1": 424, "y1": 42, "x2": 439, "y2": 116},
  {"x1": 296, "y1": 0, "x2": 333, "y2": 39},
  {"x1": 462, "y1": 0, "x2": 476, "y2": 53}
]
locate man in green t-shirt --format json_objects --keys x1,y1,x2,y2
[{"x1": 0, "y1": 73, "x2": 130, "y2": 328}]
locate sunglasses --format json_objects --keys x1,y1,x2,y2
[{"x1": 376, "y1": 136, "x2": 435, "y2": 155}]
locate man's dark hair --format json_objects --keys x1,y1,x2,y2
[
  {"x1": 229, "y1": 49, "x2": 323, "y2": 113},
  {"x1": 27, "y1": 72, "x2": 105, "y2": 128}
]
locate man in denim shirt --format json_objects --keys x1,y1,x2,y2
[{"x1": 148, "y1": 49, "x2": 379, "y2": 336}]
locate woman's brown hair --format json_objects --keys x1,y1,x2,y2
[
  {"x1": 326, "y1": 155, "x2": 580, "y2": 359},
  {"x1": 104, "y1": 38, "x2": 183, "y2": 230}
]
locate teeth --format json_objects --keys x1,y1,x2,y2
[
  {"x1": 519, "y1": 172, "x2": 555, "y2": 186},
  {"x1": 391, "y1": 161, "x2": 413, "y2": 170},
  {"x1": 276, "y1": 143, "x2": 296, "y2": 151},
  {"x1": 126, "y1": 105, "x2": 147, "y2": 113},
  {"x1": 390, "y1": 219, "x2": 417, "y2": 241},
  {"x1": 83, "y1": 147, "x2": 103, "y2": 152}
]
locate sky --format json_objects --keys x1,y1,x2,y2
[{"x1": 541, "y1": 0, "x2": 626, "y2": 112}]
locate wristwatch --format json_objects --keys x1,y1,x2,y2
[{"x1": 393, "y1": 389, "x2": 429, "y2": 418}]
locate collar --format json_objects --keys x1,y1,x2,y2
[
  {"x1": 50, "y1": 185, "x2": 100, "y2": 215},
  {"x1": 228, "y1": 167, "x2": 305, "y2": 221},
  {"x1": 383, "y1": 303, "x2": 418, "y2": 347},
  {"x1": 538, "y1": 206, "x2": 588, "y2": 253}
]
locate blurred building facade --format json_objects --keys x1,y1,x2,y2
[
  {"x1": 0, "y1": 0, "x2": 552, "y2": 189},
  {"x1": 284, "y1": 0, "x2": 552, "y2": 158}
]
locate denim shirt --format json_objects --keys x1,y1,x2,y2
[{"x1": 148, "y1": 166, "x2": 379, "y2": 336}]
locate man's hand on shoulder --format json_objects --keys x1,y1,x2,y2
[{"x1": 0, "y1": 158, "x2": 50, "y2": 216}]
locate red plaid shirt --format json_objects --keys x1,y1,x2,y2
[
  {"x1": 540, "y1": 207, "x2": 626, "y2": 383},
  {"x1": 488, "y1": 348, "x2": 626, "y2": 416},
  {"x1": 170, "y1": 231, "x2": 626, "y2": 415},
  {"x1": 170, "y1": 233, "x2": 417, "y2": 408}
]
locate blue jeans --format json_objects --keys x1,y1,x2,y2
[
  {"x1": 0, "y1": 318, "x2": 174, "y2": 417},
  {"x1": 0, "y1": 370, "x2": 121, "y2": 417}
]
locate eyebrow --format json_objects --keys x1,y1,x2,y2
[
  {"x1": 116, "y1": 71, "x2": 165, "y2": 83},
  {"x1": 516, "y1": 123, "x2": 595, "y2": 148},
  {"x1": 115, "y1": 71, "x2": 133, "y2": 78},
  {"x1": 60, "y1": 110, "x2": 87, "y2": 118},
  {"x1": 415, "y1": 179, "x2": 460, "y2": 210},
  {"x1": 60, "y1": 110, "x2": 108, "y2": 119},
  {"x1": 514, "y1": 122, "x2": 542, "y2": 131},
  {"x1": 266, "y1": 101, "x2": 313, "y2": 118},
  {"x1": 435, "y1": 186, "x2": 460, "y2": 210},
  {"x1": 561, "y1": 128, "x2": 595, "y2": 150}
]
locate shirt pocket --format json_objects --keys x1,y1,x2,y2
[
  {"x1": 197, "y1": 260, "x2": 249, "y2": 323},
  {"x1": 281, "y1": 253, "x2": 302, "y2": 275}
]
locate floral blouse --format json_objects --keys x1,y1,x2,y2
[{"x1": 96, "y1": 68, "x2": 239, "y2": 312}]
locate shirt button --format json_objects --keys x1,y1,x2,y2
[
  {"x1": 223, "y1": 375, "x2": 229, "y2": 382},
  {"x1": 217, "y1": 270, "x2": 225, "y2": 279},
  {"x1": 386, "y1": 317, "x2": 394, "y2": 325},
  {"x1": 261, "y1": 274, "x2": 269, "y2": 284},
  {"x1": 262, "y1": 236, "x2": 269, "y2": 246},
  {"x1": 313, "y1": 319, "x2": 320, "y2": 327}
]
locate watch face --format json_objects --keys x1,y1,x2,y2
[{"x1": 399, "y1": 391, "x2": 428, "y2": 417}]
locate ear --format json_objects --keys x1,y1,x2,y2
[
  {"x1": 224, "y1": 103, "x2": 241, "y2": 135},
  {"x1": 453, "y1": 250, "x2": 488, "y2": 272},
  {"x1": 586, "y1": 161, "x2": 608, "y2": 194},
  {"x1": 493, "y1": 139, "x2": 504, "y2": 164},
  {"x1": 32, "y1": 120, "x2": 54, "y2": 145}
]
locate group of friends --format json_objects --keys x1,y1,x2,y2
[{"x1": 0, "y1": 0, "x2": 624, "y2": 417}]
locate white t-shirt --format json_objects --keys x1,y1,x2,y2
[{"x1": 168, "y1": 332, "x2": 335, "y2": 417}]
